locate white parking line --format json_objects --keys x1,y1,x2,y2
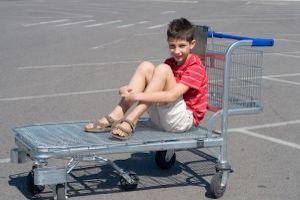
[
  {"x1": 92, "y1": 39, "x2": 124, "y2": 49},
  {"x1": 18, "y1": 59, "x2": 161, "y2": 70},
  {"x1": 132, "y1": 0, "x2": 198, "y2": 2},
  {"x1": 230, "y1": 119, "x2": 300, "y2": 150},
  {"x1": 267, "y1": 53, "x2": 300, "y2": 58},
  {"x1": 0, "y1": 88, "x2": 119, "y2": 102},
  {"x1": 162, "y1": 11, "x2": 176, "y2": 14},
  {"x1": 147, "y1": 24, "x2": 167, "y2": 29},
  {"x1": 265, "y1": 51, "x2": 300, "y2": 55},
  {"x1": 234, "y1": 129, "x2": 300, "y2": 150},
  {"x1": 55, "y1": 20, "x2": 95, "y2": 27},
  {"x1": 230, "y1": 119, "x2": 300, "y2": 131},
  {"x1": 117, "y1": 24, "x2": 135, "y2": 28},
  {"x1": 264, "y1": 73, "x2": 300, "y2": 78},
  {"x1": 85, "y1": 20, "x2": 122, "y2": 27},
  {"x1": 138, "y1": 21, "x2": 150, "y2": 24},
  {"x1": 23, "y1": 19, "x2": 70, "y2": 27},
  {"x1": 276, "y1": 38, "x2": 300, "y2": 43},
  {"x1": 263, "y1": 76, "x2": 300, "y2": 86},
  {"x1": 0, "y1": 158, "x2": 10, "y2": 164}
]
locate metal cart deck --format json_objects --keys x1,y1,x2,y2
[{"x1": 10, "y1": 26, "x2": 274, "y2": 200}]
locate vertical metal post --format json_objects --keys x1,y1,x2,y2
[{"x1": 220, "y1": 40, "x2": 252, "y2": 166}]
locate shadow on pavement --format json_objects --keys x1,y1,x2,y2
[{"x1": 8, "y1": 149, "x2": 218, "y2": 199}]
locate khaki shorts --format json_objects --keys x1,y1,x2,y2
[{"x1": 148, "y1": 97, "x2": 194, "y2": 132}]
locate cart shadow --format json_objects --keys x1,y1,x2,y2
[
  {"x1": 8, "y1": 149, "x2": 217, "y2": 199},
  {"x1": 66, "y1": 149, "x2": 217, "y2": 198},
  {"x1": 8, "y1": 172, "x2": 53, "y2": 200}
]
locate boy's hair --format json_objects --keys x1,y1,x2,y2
[{"x1": 167, "y1": 18, "x2": 195, "y2": 42}]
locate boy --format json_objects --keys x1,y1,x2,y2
[{"x1": 85, "y1": 18, "x2": 208, "y2": 140}]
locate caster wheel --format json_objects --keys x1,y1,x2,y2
[
  {"x1": 56, "y1": 184, "x2": 66, "y2": 200},
  {"x1": 119, "y1": 172, "x2": 139, "y2": 191},
  {"x1": 26, "y1": 170, "x2": 45, "y2": 195},
  {"x1": 210, "y1": 171, "x2": 227, "y2": 199},
  {"x1": 155, "y1": 150, "x2": 176, "y2": 170}
]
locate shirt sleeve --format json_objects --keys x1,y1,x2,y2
[{"x1": 180, "y1": 63, "x2": 205, "y2": 90}]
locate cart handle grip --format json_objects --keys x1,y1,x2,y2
[{"x1": 208, "y1": 31, "x2": 274, "y2": 47}]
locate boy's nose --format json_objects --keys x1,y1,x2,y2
[{"x1": 174, "y1": 48, "x2": 181, "y2": 54}]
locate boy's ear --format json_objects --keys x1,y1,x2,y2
[{"x1": 190, "y1": 39, "x2": 196, "y2": 49}]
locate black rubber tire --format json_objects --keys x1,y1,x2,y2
[
  {"x1": 56, "y1": 184, "x2": 66, "y2": 200},
  {"x1": 155, "y1": 150, "x2": 176, "y2": 170},
  {"x1": 210, "y1": 171, "x2": 227, "y2": 199},
  {"x1": 119, "y1": 172, "x2": 139, "y2": 191},
  {"x1": 26, "y1": 171, "x2": 45, "y2": 195}
]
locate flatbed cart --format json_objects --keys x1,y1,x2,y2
[{"x1": 10, "y1": 26, "x2": 274, "y2": 200}]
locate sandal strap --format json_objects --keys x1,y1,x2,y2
[
  {"x1": 104, "y1": 115, "x2": 115, "y2": 124},
  {"x1": 95, "y1": 115, "x2": 116, "y2": 126},
  {"x1": 112, "y1": 119, "x2": 136, "y2": 137},
  {"x1": 114, "y1": 124, "x2": 133, "y2": 137},
  {"x1": 122, "y1": 119, "x2": 135, "y2": 132}
]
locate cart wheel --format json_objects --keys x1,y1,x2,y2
[
  {"x1": 26, "y1": 171, "x2": 45, "y2": 195},
  {"x1": 155, "y1": 150, "x2": 176, "y2": 170},
  {"x1": 56, "y1": 184, "x2": 66, "y2": 200},
  {"x1": 119, "y1": 172, "x2": 139, "y2": 191},
  {"x1": 210, "y1": 171, "x2": 227, "y2": 199}
]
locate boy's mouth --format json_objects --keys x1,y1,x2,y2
[{"x1": 174, "y1": 55, "x2": 183, "y2": 60}]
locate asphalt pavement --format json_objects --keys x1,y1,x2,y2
[{"x1": 0, "y1": 0, "x2": 299, "y2": 199}]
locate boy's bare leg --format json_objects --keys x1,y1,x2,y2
[
  {"x1": 85, "y1": 61, "x2": 155, "y2": 129},
  {"x1": 112, "y1": 64, "x2": 177, "y2": 136}
]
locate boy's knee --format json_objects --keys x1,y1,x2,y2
[
  {"x1": 138, "y1": 61, "x2": 155, "y2": 74},
  {"x1": 154, "y1": 64, "x2": 172, "y2": 75}
]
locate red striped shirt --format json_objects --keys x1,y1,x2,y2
[{"x1": 164, "y1": 54, "x2": 208, "y2": 126}]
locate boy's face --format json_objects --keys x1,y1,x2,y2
[{"x1": 168, "y1": 38, "x2": 196, "y2": 66}]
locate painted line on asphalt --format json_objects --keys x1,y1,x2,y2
[
  {"x1": 55, "y1": 19, "x2": 95, "y2": 27},
  {"x1": 147, "y1": 24, "x2": 167, "y2": 29},
  {"x1": 162, "y1": 11, "x2": 176, "y2": 14},
  {"x1": 138, "y1": 21, "x2": 150, "y2": 24},
  {"x1": 134, "y1": 32, "x2": 161, "y2": 36},
  {"x1": 230, "y1": 119, "x2": 300, "y2": 150},
  {"x1": 233, "y1": 129, "x2": 300, "y2": 150},
  {"x1": 85, "y1": 20, "x2": 122, "y2": 27},
  {"x1": 263, "y1": 76, "x2": 300, "y2": 86},
  {"x1": 264, "y1": 73, "x2": 300, "y2": 78},
  {"x1": 23, "y1": 19, "x2": 70, "y2": 27},
  {"x1": 265, "y1": 51, "x2": 300, "y2": 55},
  {"x1": 266, "y1": 53, "x2": 300, "y2": 58},
  {"x1": 230, "y1": 119, "x2": 300, "y2": 131},
  {"x1": 117, "y1": 24, "x2": 135, "y2": 28},
  {"x1": 133, "y1": 0, "x2": 198, "y2": 2},
  {"x1": 92, "y1": 39, "x2": 124, "y2": 49},
  {"x1": 0, "y1": 158, "x2": 10, "y2": 164},
  {"x1": 0, "y1": 88, "x2": 119, "y2": 102},
  {"x1": 276, "y1": 38, "x2": 300, "y2": 43},
  {"x1": 18, "y1": 59, "x2": 161, "y2": 70}
]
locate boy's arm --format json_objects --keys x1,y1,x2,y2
[{"x1": 133, "y1": 83, "x2": 189, "y2": 103}]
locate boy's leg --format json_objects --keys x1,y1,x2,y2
[
  {"x1": 109, "y1": 61, "x2": 155, "y2": 119},
  {"x1": 112, "y1": 64, "x2": 177, "y2": 136},
  {"x1": 85, "y1": 61, "x2": 155, "y2": 129}
]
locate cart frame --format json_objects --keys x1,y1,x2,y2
[{"x1": 10, "y1": 26, "x2": 274, "y2": 200}]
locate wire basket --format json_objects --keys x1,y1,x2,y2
[{"x1": 205, "y1": 41, "x2": 263, "y2": 113}]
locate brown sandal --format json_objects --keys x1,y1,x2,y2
[
  {"x1": 85, "y1": 115, "x2": 119, "y2": 133},
  {"x1": 111, "y1": 119, "x2": 136, "y2": 140}
]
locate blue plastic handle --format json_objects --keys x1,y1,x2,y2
[{"x1": 207, "y1": 31, "x2": 274, "y2": 47}]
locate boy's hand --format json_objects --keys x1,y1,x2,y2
[
  {"x1": 119, "y1": 85, "x2": 137, "y2": 101},
  {"x1": 119, "y1": 85, "x2": 131, "y2": 96}
]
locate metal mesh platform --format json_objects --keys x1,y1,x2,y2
[{"x1": 13, "y1": 119, "x2": 210, "y2": 154}]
